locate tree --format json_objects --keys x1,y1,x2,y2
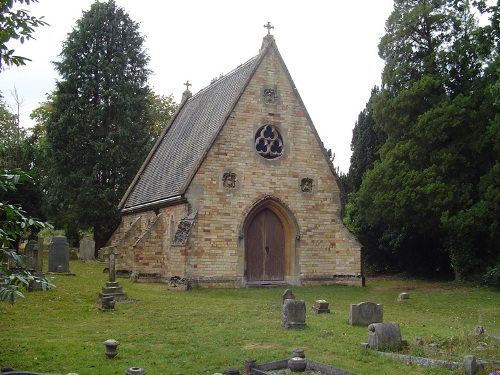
[
  {"x1": 346, "y1": 0, "x2": 498, "y2": 279},
  {"x1": 146, "y1": 91, "x2": 178, "y2": 146},
  {"x1": 348, "y1": 86, "x2": 386, "y2": 191},
  {"x1": 0, "y1": 0, "x2": 48, "y2": 70},
  {"x1": 45, "y1": 1, "x2": 152, "y2": 251}
]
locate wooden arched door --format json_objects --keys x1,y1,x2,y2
[{"x1": 246, "y1": 208, "x2": 284, "y2": 281}]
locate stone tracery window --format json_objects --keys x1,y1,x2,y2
[{"x1": 254, "y1": 125, "x2": 284, "y2": 159}]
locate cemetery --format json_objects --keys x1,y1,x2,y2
[{"x1": 0, "y1": 240, "x2": 499, "y2": 375}]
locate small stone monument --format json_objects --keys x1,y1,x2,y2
[
  {"x1": 397, "y1": 292, "x2": 409, "y2": 301},
  {"x1": 48, "y1": 236, "x2": 71, "y2": 274},
  {"x1": 366, "y1": 322, "x2": 402, "y2": 351},
  {"x1": 99, "y1": 246, "x2": 127, "y2": 301},
  {"x1": 79, "y1": 235, "x2": 95, "y2": 261},
  {"x1": 312, "y1": 299, "x2": 330, "y2": 313},
  {"x1": 349, "y1": 301, "x2": 383, "y2": 326},
  {"x1": 281, "y1": 299, "x2": 306, "y2": 329}
]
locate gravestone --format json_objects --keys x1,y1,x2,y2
[
  {"x1": 366, "y1": 322, "x2": 402, "y2": 351},
  {"x1": 281, "y1": 299, "x2": 306, "y2": 329},
  {"x1": 312, "y1": 299, "x2": 330, "y2": 313},
  {"x1": 99, "y1": 247, "x2": 127, "y2": 301},
  {"x1": 48, "y1": 236, "x2": 70, "y2": 273},
  {"x1": 281, "y1": 289, "x2": 295, "y2": 305},
  {"x1": 25, "y1": 240, "x2": 42, "y2": 272},
  {"x1": 349, "y1": 301, "x2": 383, "y2": 326},
  {"x1": 79, "y1": 236, "x2": 95, "y2": 261},
  {"x1": 397, "y1": 292, "x2": 409, "y2": 301}
]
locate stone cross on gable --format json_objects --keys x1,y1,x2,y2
[
  {"x1": 264, "y1": 22, "x2": 274, "y2": 34},
  {"x1": 184, "y1": 80, "x2": 192, "y2": 91},
  {"x1": 104, "y1": 246, "x2": 121, "y2": 283}
]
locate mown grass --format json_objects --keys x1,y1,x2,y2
[{"x1": 0, "y1": 259, "x2": 499, "y2": 375}]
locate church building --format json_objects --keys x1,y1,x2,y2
[{"x1": 108, "y1": 26, "x2": 362, "y2": 287}]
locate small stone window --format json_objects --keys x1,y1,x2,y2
[{"x1": 254, "y1": 125, "x2": 284, "y2": 159}]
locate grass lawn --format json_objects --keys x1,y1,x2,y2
[{"x1": 0, "y1": 259, "x2": 499, "y2": 375}]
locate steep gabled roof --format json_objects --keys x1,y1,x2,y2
[
  {"x1": 119, "y1": 34, "x2": 338, "y2": 214},
  {"x1": 119, "y1": 55, "x2": 259, "y2": 212}
]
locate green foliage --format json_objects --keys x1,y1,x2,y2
[
  {"x1": 348, "y1": 86, "x2": 387, "y2": 191},
  {"x1": 482, "y1": 257, "x2": 500, "y2": 288},
  {"x1": 146, "y1": 91, "x2": 178, "y2": 145},
  {"x1": 45, "y1": 0, "x2": 153, "y2": 249},
  {"x1": 0, "y1": 168, "x2": 53, "y2": 304},
  {"x1": 346, "y1": 0, "x2": 499, "y2": 279},
  {"x1": 0, "y1": 0, "x2": 48, "y2": 70}
]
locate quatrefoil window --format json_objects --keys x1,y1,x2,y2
[{"x1": 254, "y1": 125, "x2": 284, "y2": 159}]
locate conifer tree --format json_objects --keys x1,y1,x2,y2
[{"x1": 46, "y1": 1, "x2": 152, "y2": 251}]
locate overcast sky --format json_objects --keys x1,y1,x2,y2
[{"x1": 0, "y1": 0, "x2": 395, "y2": 173}]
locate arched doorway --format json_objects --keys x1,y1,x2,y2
[
  {"x1": 246, "y1": 208, "x2": 284, "y2": 281},
  {"x1": 242, "y1": 197, "x2": 299, "y2": 285}
]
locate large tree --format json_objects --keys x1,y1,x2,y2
[
  {"x1": 46, "y1": 0, "x2": 152, "y2": 250},
  {"x1": 345, "y1": 0, "x2": 498, "y2": 279}
]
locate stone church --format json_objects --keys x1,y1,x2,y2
[{"x1": 108, "y1": 27, "x2": 362, "y2": 287}]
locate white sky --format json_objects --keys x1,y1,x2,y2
[{"x1": 0, "y1": 0, "x2": 395, "y2": 173}]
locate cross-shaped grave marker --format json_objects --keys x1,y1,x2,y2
[{"x1": 104, "y1": 246, "x2": 121, "y2": 283}]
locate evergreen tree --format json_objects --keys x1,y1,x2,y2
[
  {"x1": 348, "y1": 87, "x2": 386, "y2": 191},
  {"x1": 46, "y1": 1, "x2": 152, "y2": 250},
  {"x1": 346, "y1": 0, "x2": 497, "y2": 278}
]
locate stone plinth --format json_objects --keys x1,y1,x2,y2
[{"x1": 99, "y1": 281, "x2": 127, "y2": 301}]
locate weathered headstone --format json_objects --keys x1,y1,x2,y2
[
  {"x1": 463, "y1": 355, "x2": 478, "y2": 375},
  {"x1": 48, "y1": 236, "x2": 70, "y2": 273},
  {"x1": 99, "y1": 247, "x2": 127, "y2": 301},
  {"x1": 312, "y1": 299, "x2": 330, "y2": 313},
  {"x1": 281, "y1": 289, "x2": 295, "y2": 305},
  {"x1": 349, "y1": 301, "x2": 383, "y2": 326},
  {"x1": 366, "y1": 322, "x2": 402, "y2": 351},
  {"x1": 397, "y1": 292, "x2": 409, "y2": 301},
  {"x1": 25, "y1": 240, "x2": 42, "y2": 272},
  {"x1": 79, "y1": 236, "x2": 95, "y2": 261},
  {"x1": 281, "y1": 299, "x2": 306, "y2": 329}
]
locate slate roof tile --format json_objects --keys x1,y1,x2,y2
[{"x1": 121, "y1": 56, "x2": 258, "y2": 211}]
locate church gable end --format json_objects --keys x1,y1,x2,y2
[{"x1": 111, "y1": 26, "x2": 362, "y2": 288}]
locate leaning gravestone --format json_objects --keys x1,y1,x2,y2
[
  {"x1": 48, "y1": 236, "x2": 70, "y2": 273},
  {"x1": 79, "y1": 235, "x2": 95, "y2": 261},
  {"x1": 349, "y1": 301, "x2": 383, "y2": 326},
  {"x1": 281, "y1": 299, "x2": 306, "y2": 329}
]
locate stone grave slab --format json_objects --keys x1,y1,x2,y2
[
  {"x1": 79, "y1": 235, "x2": 95, "y2": 261},
  {"x1": 281, "y1": 299, "x2": 306, "y2": 329},
  {"x1": 48, "y1": 236, "x2": 71, "y2": 274},
  {"x1": 349, "y1": 301, "x2": 383, "y2": 326}
]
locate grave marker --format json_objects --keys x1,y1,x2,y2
[
  {"x1": 349, "y1": 301, "x2": 383, "y2": 326},
  {"x1": 48, "y1": 236, "x2": 71, "y2": 274},
  {"x1": 79, "y1": 236, "x2": 95, "y2": 261}
]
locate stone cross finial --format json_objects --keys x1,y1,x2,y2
[
  {"x1": 104, "y1": 246, "x2": 121, "y2": 283},
  {"x1": 184, "y1": 80, "x2": 192, "y2": 91},
  {"x1": 264, "y1": 22, "x2": 274, "y2": 35}
]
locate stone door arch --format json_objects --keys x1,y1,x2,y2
[{"x1": 242, "y1": 197, "x2": 299, "y2": 285}]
